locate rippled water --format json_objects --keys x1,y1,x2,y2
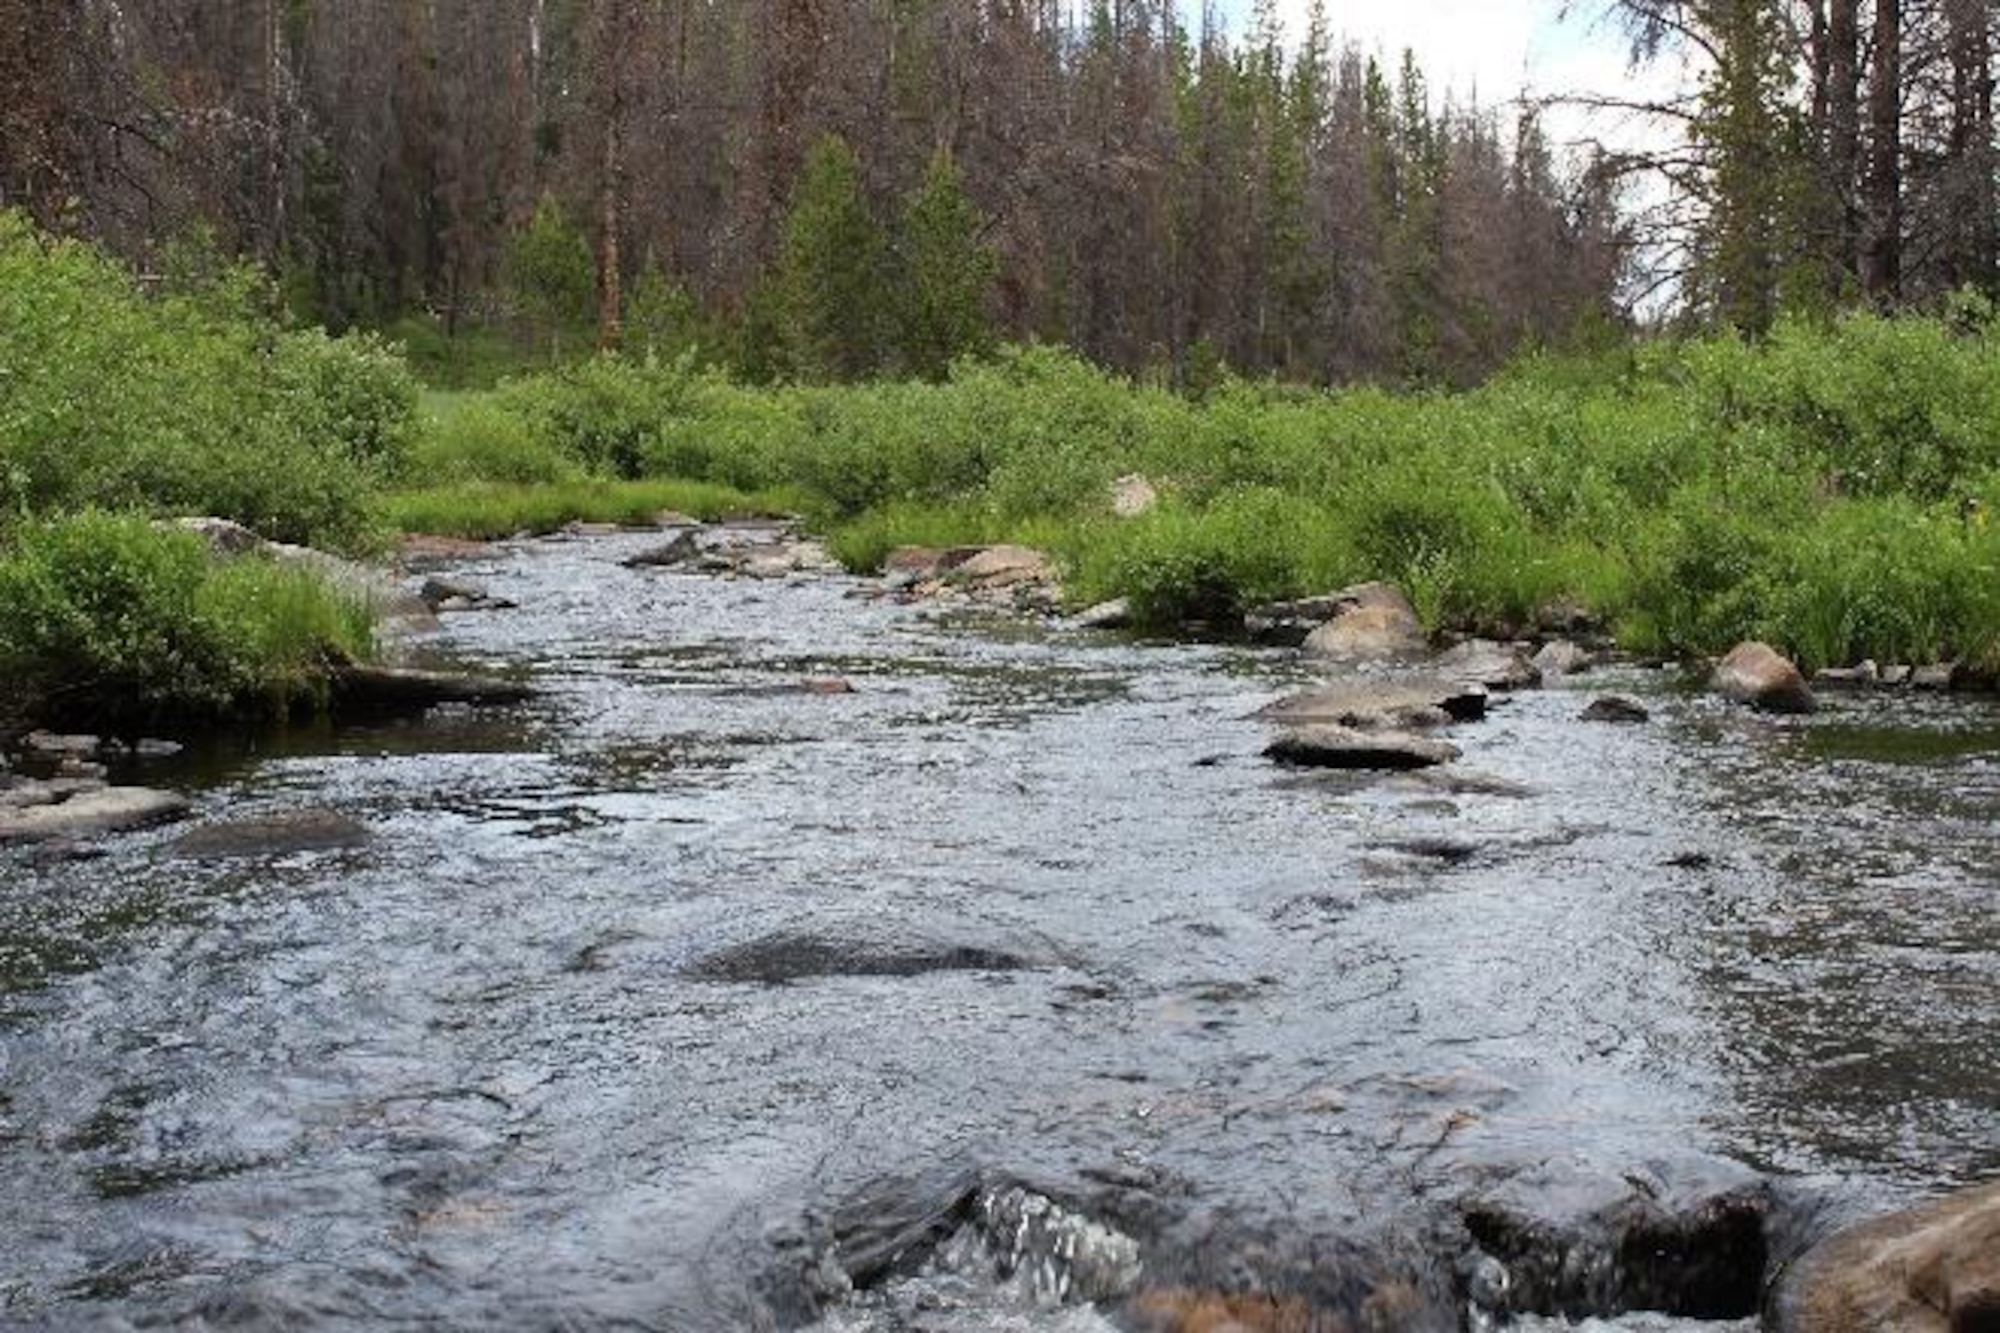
[{"x1": 1, "y1": 531, "x2": 1994, "y2": 1329}]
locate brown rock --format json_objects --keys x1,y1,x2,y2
[
  {"x1": 1302, "y1": 603, "x2": 1428, "y2": 662},
  {"x1": 1713, "y1": 641, "x2": 1816, "y2": 714},
  {"x1": 1436, "y1": 639, "x2": 1543, "y2": 691},
  {"x1": 1258, "y1": 678, "x2": 1487, "y2": 729},
  {"x1": 1783, "y1": 1181, "x2": 2000, "y2": 1333},
  {"x1": 955, "y1": 544, "x2": 1055, "y2": 588},
  {"x1": 1265, "y1": 725, "x2": 1460, "y2": 770}
]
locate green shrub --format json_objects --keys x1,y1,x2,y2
[
  {"x1": 408, "y1": 393, "x2": 580, "y2": 486},
  {"x1": 497, "y1": 354, "x2": 696, "y2": 477},
  {"x1": 0, "y1": 210, "x2": 410, "y2": 548},
  {"x1": 0, "y1": 513, "x2": 373, "y2": 726}
]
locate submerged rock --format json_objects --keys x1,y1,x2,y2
[
  {"x1": 329, "y1": 665, "x2": 536, "y2": 713},
  {"x1": 1778, "y1": 1180, "x2": 2000, "y2": 1333},
  {"x1": 1713, "y1": 642, "x2": 1816, "y2": 715},
  {"x1": 1264, "y1": 725, "x2": 1460, "y2": 770},
  {"x1": 0, "y1": 787, "x2": 190, "y2": 844},
  {"x1": 622, "y1": 530, "x2": 702, "y2": 569},
  {"x1": 172, "y1": 809, "x2": 371, "y2": 860},
  {"x1": 687, "y1": 928, "x2": 1045, "y2": 985},
  {"x1": 1580, "y1": 695, "x2": 1651, "y2": 725},
  {"x1": 419, "y1": 576, "x2": 515, "y2": 612}
]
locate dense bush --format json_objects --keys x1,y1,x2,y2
[
  {"x1": 0, "y1": 513, "x2": 373, "y2": 727},
  {"x1": 0, "y1": 211, "x2": 415, "y2": 549},
  {"x1": 372, "y1": 310, "x2": 2000, "y2": 668}
]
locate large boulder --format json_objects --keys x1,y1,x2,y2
[
  {"x1": 1436, "y1": 639, "x2": 1543, "y2": 691},
  {"x1": 0, "y1": 786, "x2": 190, "y2": 844},
  {"x1": 1779, "y1": 1181, "x2": 2000, "y2": 1333},
  {"x1": 173, "y1": 517, "x2": 436, "y2": 627},
  {"x1": 1265, "y1": 725, "x2": 1460, "y2": 770},
  {"x1": 955, "y1": 544, "x2": 1055, "y2": 589},
  {"x1": 1713, "y1": 642, "x2": 1816, "y2": 714},
  {"x1": 1249, "y1": 582, "x2": 1418, "y2": 649},
  {"x1": 1301, "y1": 584, "x2": 1428, "y2": 662}
]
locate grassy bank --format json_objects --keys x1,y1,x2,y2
[
  {"x1": 0, "y1": 514, "x2": 373, "y2": 735},
  {"x1": 393, "y1": 332, "x2": 2000, "y2": 672},
  {"x1": 0, "y1": 214, "x2": 402, "y2": 734},
  {"x1": 4, "y1": 207, "x2": 1998, "y2": 738}
]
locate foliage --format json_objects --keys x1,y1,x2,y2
[
  {"x1": 779, "y1": 136, "x2": 890, "y2": 381},
  {"x1": 0, "y1": 210, "x2": 413, "y2": 549},
  {"x1": 896, "y1": 148, "x2": 998, "y2": 379},
  {"x1": 377, "y1": 478, "x2": 807, "y2": 541},
  {"x1": 505, "y1": 194, "x2": 596, "y2": 359},
  {"x1": 0, "y1": 513, "x2": 373, "y2": 725}
]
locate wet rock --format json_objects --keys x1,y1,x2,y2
[
  {"x1": 1778, "y1": 1181, "x2": 2000, "y2": 1333},
  {"x1": 1436, "y1": 640, "x2": 1543, "y2": 692},
  {"x1": 1458, "y1": 1162, "x2": 1771, "y2": 1321},
  {"x1": 883, "y1": 546, "x2": 978, "y2": 589},
  {"x1": 1911, "y1": 664, "x2": 1956, "y2": 691},
  {"x1": 22, "y1": 731, "x2": 102, "y2": 758},
  {"x1": 1532, "y1": 640, "x2": 1594, "y2": 679},
  {"x1": 0, "y1": 776, "x2": 109, "y2": 810},
  {"x1": 1949, "y1": 659, "x2": 1999, "y2": 692},
  {"x1": 132, "y1": 739, "x2": 184, "y2": 760},
  {"x1": 1244, "y1": 595, "x2": 1355, "y2": 647},
  {"x1": 1302, "y1": 585, "x2": 1429, "y2": 662},
  {"x1": 623, "y1": 530, "x2": 703, "y2": 569},
  {"x1": 171, "y1": 809, "x2": 371, "y2": 860},
  {"x1": 1814, "y1": 660, "x2": 1881, "y2": 689},
  {"x1": 1713, "y1": 642, "x2": 1816, "y2": 714},
  {"x1": 1074, "y1": 599, "x2": 1134, "y2": 631},
  {"x1": 0, "y1": 787, "x2": 191, "y2": 844},
  {"x1": 1581, "y1": 695, "x2": 1651, "y2": 725},
  {"x1": 1111, "y1": 474, "x2": 1160, "y2": 518},
  {"x1": 1533, "y1": 597, "x2": 1601, "y2": 638},
  {"x1": 419, "y1": 576, "x2": 515, "y2": 612},
  {"x1": 1265, "y1": 726, "x2": 1461, "y2": 771},
  {"x1": 800, "y1": 678, "x2": 856, "y2": 696},
  {"x1": 1258, "y1": 679, "x2": 1488, "y2": 730},
  {"x1": 732, "y1": 540, "x2": 841, "y2": 580},
  {"x1": 687, "y1": 929, "x2": 1042, "y2": 984},
  {"x1": 329, "y1": 665, "x2": 536, "y2": 714},
  {"x1": 398, "y1": 533, "x2": 493, "y2": 567}
]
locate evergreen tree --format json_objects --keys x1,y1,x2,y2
[
  {"x1": 778, "y1": 135, "x2": 888, "y2": 381},
  {"x1": 505, "y1": 193, "x2": 596, "y2": 360},
  {"x1": 624, "y1": 257, "x2": 708, "y2": 364},
  {"x1": 897, "y1": 147, "x2": 997, "y2": 380}
]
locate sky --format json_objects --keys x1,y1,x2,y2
[{"x1": 1208, "y1": 0, "x2": 1692, "y2": 158}]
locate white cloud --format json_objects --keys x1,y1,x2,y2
[{"x1": 1251, "y1": 0, "x2": 1692, "y2": 157}]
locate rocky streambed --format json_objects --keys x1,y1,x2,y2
[{"x1": 0, "y1": 523, "x2": 1995, "y2": 1330}]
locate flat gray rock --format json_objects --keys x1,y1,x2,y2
[
  {"x1": 172, "y1": 809, "x2": 371, "y2": 860},
  {"x1": 1259, "y1": 678, "x2": 1488, "y2": 729},
  {"x1": 0, "y1": 787, "x2": 191, "y2": 844},
  {"x1": 1264, "y1": 725, "x2": 1460, "y2": 770}
]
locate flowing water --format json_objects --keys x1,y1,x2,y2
[{"x1": 1, "y1": 531, "x2": 1995, "y2": 1330}]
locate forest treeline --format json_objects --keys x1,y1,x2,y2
[{"x1": 1, "y1": 0, "x2": 1629, "y2": 386}]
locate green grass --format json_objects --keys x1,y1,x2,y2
[
  {"x1": 0, "y1": 513, "x2": 374, "y2": 731},
  {"x1": 377, "y1": 478, "x2": 812, "y2": 540}
]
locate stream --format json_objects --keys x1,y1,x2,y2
[{"x1": 2, "y1": 529, "x2": 1995, "y2": 1330}]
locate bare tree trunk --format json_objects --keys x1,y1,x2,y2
[
  {"x1": 1825, "y1": 0, "x2": 1861, "y2": 281},
  {"x1": 1861, "y1": 0, "x2": 1903, "y2": 301},
  {"x1": 1945, "y1": 0, "x2": 1996, "y2": 288}
]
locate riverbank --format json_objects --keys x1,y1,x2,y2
[{"x1": 4, "y1": 212, "x2": 1998, "y2": 743}]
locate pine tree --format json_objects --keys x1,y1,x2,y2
[
  {"x1": 778, "y1": 135, "x2": 889, "y2": 381},
  {"x1": 897, "y1": 147, "x2": 997, "y2": 380},
  {"x1": 506, "y1": 193, "x2": 596, "y2": 360}
]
